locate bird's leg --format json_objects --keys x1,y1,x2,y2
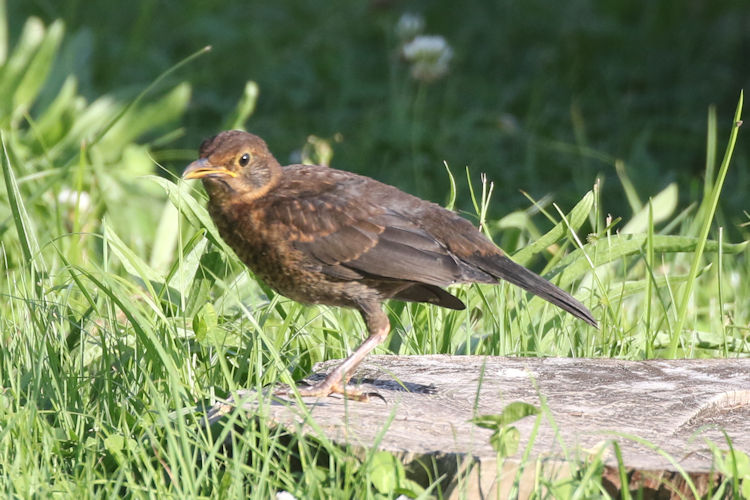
[{"x1": 276, "y1": 303, "x2": 389, "y2": 401}]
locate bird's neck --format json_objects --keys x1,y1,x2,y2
[{"x1": 246, "y1": 159, "x2": 282, "y2": 199}]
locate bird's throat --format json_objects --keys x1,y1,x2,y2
[{"x1": 203, "y1": 161, "x2": 281, "y2": 204}]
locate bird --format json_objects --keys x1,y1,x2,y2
[{"x1": 183, "y1": 130, "x2": 597, "y2": 400}]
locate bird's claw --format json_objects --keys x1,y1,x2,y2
[{"x1": 274, "y1": 381, "x2": 386, "y2": 403}]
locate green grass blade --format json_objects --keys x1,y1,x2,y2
[
  {"x1": 615, "y1": 159, "x2": 642, "y2": 214},
  {"x1": 645, "y1": 199, "x2": 655, "y2": 357},
  {"x1": 102, "y1": 217, "x2": 163, "y2": 288},
  {"x1": 443, "y1": 161, "x2": 457, "y2": 211},
  {"x1": 550, "y1": 234, "x2": 745, "y2": 292},
  {"x1": 608, "y1": 431, "x2": 700, "y2": 499},
  {"x1": 149, "y1": 174, "x2": 236, "y2": 255},
  {"x1": 718, "y1": 227, "x2": 727, "y2": 357},
  {"x1": 26, "y1": 74, "x2": 77, "y2": 142},
  {"x1": 668, "y1": 92, "x2": 743, "y2": 358},
  {"x1": 100, "y1": 82, "x2": 191, "y2": 150},
  {"x1": 90, "y1": 45, "x2": 211, "y2": 147},
  {"x1": 73, "y1": 264, "x2": 184, "y2": 388},
  {"x1": 149, "y1": 198, "x2": 180, "y2": 274},
  {"x1": 622, "y1": 183, "x2": 677, "y2": 234},
  {"x1": 222, "y1": 80, "x2": 259, "y2": 130},
  {"x1": 704, "y1": 105, "x2": 718, "y2": 200},
  {"x1": 13, "y1": 19, "x2": 63, "y2": 118},
  {"x1": 615, "y1": 266, "x2": 710, "y2": 299},
  {"x1": 0, "y1": 17, "x2": 45, "y2": 123},
  {"x1": 0, "y1": 0, "x2": 6, "y2": 64},
  {"x1": 165, "y1": 233, "x2": 207, "y2": 302},
  {"x1": 611, "y1": 441, "x2": 632, "y2": 500},
  {"x1": 1, "y1": 132, "x2": 40, "y2": 266},
  {"x1": 512, "y1": 190, "x2": 594, "y2": 266}
]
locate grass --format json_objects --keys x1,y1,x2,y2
[{"x1": 1, "y1": 5, "x2": 749, "y2": 499}]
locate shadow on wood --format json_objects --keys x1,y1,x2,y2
[{"x1": 205, "y1": 356, "x2": 750, "y2": 499}]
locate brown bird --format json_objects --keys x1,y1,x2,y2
[{"x1": 183, "y1": 130, "x2": 597, "y2": 400}]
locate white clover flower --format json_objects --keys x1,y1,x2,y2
[
  {"x1": 729, "y1": 271, "x2": 740, "y2": 289},
  {"x1": 58, "y1": 188, "x2": 91, "y2": 213},
  {"x1": 401, "y1": 35, "x2": 450, "y2": 61},
  {"x1": 396, "y1": 12, "x2": 424, "y2": 41},
  {"x1": 275, "y1": 492, "x2": 296, "y2": 500},
  {"x1": 402, "y1": 35, "x2": 453, "y2": 82}
]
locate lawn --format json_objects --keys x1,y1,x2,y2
[{"x1": 1, "y1": 1, "x2": 748, "y2": 498}]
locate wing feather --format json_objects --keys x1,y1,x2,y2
[{"x1": 259, "y1": 166, "x2": 496, "y2": 288}]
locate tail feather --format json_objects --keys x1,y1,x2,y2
[{"x1": 475, "y1": 254, "x2": 598, "y2": 328}]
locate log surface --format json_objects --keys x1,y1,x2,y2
[{"x1": 208, "y1": 356, "x2": 750, "y2": 497}]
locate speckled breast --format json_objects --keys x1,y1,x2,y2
[{"x1": 208, "y1": 201, "x2": 361, "y2": 308}]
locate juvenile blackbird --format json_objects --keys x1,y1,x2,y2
[{"x1": 184, "y1": 130, "x2": 597, "y2": 400}]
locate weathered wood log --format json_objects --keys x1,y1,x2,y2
[{"x1": 206, "y1": 356, "x2": 750, "y2": 499}]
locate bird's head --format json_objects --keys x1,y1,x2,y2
[{"x1": 183, "y1": 130, "x2": 281, "y2": 201}]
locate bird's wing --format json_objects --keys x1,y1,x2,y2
[
  {"x1": 298, "y1": 207, "x2": 467, "y2": 286},
  {"x1": 262, "y1": 168, "x2": 486, "y2": 287}
]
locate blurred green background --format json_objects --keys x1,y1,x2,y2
[{"x1": 9, "y1": 0, "x2": 749, "y2": 223}]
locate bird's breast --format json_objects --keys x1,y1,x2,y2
[
  {"x1": 207, "y1": 200, "x2": 353, "y2": 305},
  {"x1": 209, "y1": 201, "x2": 287, "y2": 268}
]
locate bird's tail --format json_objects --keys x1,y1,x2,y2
[{"x1": 477, "y1": 255, "x2": 598, "y2": 327}]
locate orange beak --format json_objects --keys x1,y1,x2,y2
[{"x1": 182, "y1": 158, "x2": 238, "y2": 179}]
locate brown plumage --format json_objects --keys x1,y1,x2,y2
[{"x1": 183, "y1": 130, "x2": 597, "y2": 400}]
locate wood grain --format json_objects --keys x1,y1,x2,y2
[{"x1": 206, "y1": 356, "x2": 750, "y2": 498}]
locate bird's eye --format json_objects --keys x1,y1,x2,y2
[{"x1": 239, "y1": 153, "x2": 251, "y2": 167}]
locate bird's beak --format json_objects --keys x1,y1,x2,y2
[{"x1": 182, "y1": 158, "x2": 238, "y2": 180}]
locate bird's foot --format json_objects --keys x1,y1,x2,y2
[{"x1": 274, "y1": 379, "x2": 385, "y2": 403}]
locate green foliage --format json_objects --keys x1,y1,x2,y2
[
  {"x1": 669, "y1": 95, "x2": 744, "y2": 357},
  {"x1": 0, "y1": 15, "x2": 192, "y2": 271},
  {"x1": 9, "y1": 0, "x2": 750, "y2": 220},
  {"x1": 0, "y1": 4, "x2": 747, "y2": 499},
  {"x1": 712, "y1": 444, "x2": 750, "y2": 499},
  {"x1": 366, "y1": 451, "x2": 426, "y2": 498},
  {"x1": 472, "y1": 402, "x2": 540, "y2": 456}
]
